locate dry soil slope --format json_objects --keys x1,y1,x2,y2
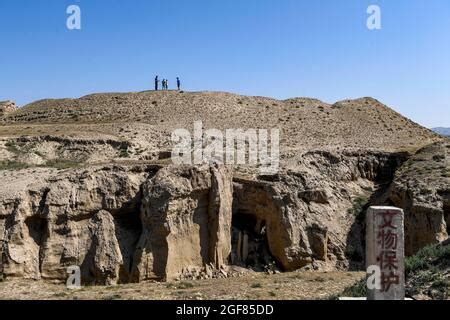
[{"x1": 0, "y1": 91, "x2": 442, "y2": 156}]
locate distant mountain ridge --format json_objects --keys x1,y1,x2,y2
[{"x1": 432, "y1": 127, "x2": 450, "y2": 137}]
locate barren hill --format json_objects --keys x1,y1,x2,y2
[
  {"x1": 0, "y1": 91, "x2": 447, "y2": 288},
  {"x1": 0, "y1": 91, "x2": 440, "y2": 161}
]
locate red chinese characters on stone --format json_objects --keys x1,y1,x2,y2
[
  {"x1": 381, "y1": 272, "x2": 400, "y2": 293},
  {"x1": 377, "y1": 211, "x2": 400, "y2": 292}
]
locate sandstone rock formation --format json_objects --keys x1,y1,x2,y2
[
  {"x1": 132, "y1": 164, "x2": 233, "y2": 281},
  {"x1": 0, "y1": 165, "x2": 154, "y2": 284},
  {"x1": 0, "y1": 91, "x2": 447, "y2": 284},
  {"x1": 1, "y1": 152, "x2": 414, "y2": 283},
  {"x1": 0, "y1": 163, "x2": 235, "y2": 283},
  {"x1": 387, "y1": 142, "x2": 450, "y2": 255}
]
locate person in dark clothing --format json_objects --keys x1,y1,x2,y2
[
  {"x1": 176, "y1": 77, "x2": 181, "y2": 91},
  {"x1": 155, "y1": 76, "x2": 159, "y2": 91}
]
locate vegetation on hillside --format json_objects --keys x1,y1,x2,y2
[{"x1": 336, "y1": 242, "x2": 449, "y2": 300}]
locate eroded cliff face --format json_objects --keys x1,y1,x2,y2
[
  {"x1": 0, "y1": 164, "x2": 235, "y2": 283},
  {"x1": 132, "y1": 164, "x2": 233, "y2": 281},
  {"x1": 0, "y1": 165, "x2": 155, "y2": 284},
  {"x1": 0, "y1": 145, "x2": 447, "y2": 284},
  {"x1": 387, "y1": 142, "x2": 450, "y2": 255},
  {"x1": 232, "y1": 150, "x2": 407, "y2": 271}
]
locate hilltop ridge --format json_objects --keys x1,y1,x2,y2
[{"x1": 0, "y1": 91, "x2": 441, "y2": 164}]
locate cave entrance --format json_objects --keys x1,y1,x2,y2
[
  {"x1": 113, "y1": 209, "x2": 143, "y2": 283},
  {"x1": 230, "y1": 212, "x2": 276, "y2": 271},
  {"x1": 25, "y1": 215, "x2": 48, "y2": 246}
]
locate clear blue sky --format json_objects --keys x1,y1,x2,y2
[{"x1": 1, "y1": 0, "x2": 449, "y2": 128}]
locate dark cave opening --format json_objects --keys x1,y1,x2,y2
[
  {"x1": 24, "y1": 215, "x2": 48, "y2": 274},
  {"x1": 113, "y1": 209, "x2": 143, "y2": 283},
  {"x1": 229, "y1": 212, "x2": 276, "y2": 271},
  {"x1": 25, "y1": 215, "x2": 48, "y2": 246}
]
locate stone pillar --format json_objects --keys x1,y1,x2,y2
[
  {"x1": 242, "y1": 233, "x2": 249, "y2": 262},
  {"x1": 366, "y1": 206, "x2": 405, "y2": 300},
  {"x1": 237, "y1": 232, "x2": 242, "y2": 262},
  {"x1": 208, "y1": 164, "x2": 233, "y2": 269}
]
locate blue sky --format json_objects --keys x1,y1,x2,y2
[{"x1": 0, "y1": 0, "x2": 449, "y2": 128}]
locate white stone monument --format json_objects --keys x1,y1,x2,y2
[{"x1": 366, "y1": 206, "x2": 405, "y2": 300}]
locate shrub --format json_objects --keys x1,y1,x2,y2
[
  {"x1": 339, "y1": 278, "x2": 367, "y2": 298},
  {"x1": 405, "y1": 243, "x2": 450, "y2": 274},
  {"x1": 177, "y1": 281, "x2": 194, "y2": 289},
  {"x1": 337, "y1": 243, "x2": 450, "y2": 299},
  {"x1": 118, "y1": 147, "x2": 129, "y2": 158},
  {"x1": 0, "y1": 160, "x2": 29, "y2": 171},
  {"x1": 347, "y1": 196, "x2": 369, "y2": 219},
  {"x1": 44, "y1": 159, "x2": 81, "y2": 170},
  {"x1": 5, "y1": 141, "x2": 20, "y2": 154}
]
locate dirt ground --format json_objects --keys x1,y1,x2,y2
[{"x1": 0, "y1": 271, "x2": 364, "y2": 300}]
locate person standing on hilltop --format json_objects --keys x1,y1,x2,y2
[
  {"x1": 155, "y1": 76, "x2": 159, "y2": 91},
  {"x1": 165, "y1": 79, "x2": 169, "y2": 90},
  {"x1": 177, "y1": 77, "x2": 181, "y2": 91}
]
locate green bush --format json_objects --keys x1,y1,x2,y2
[
  {"x1": 5, "y1": 141, "x2": 21, "y2": 154},
  {"x1": 177, "y1": 281, "x2": 194, "y2": 289},
  {"x1": 337, "y1": 243, "x2": 450, "y2": 299},
  {"x1": 405, "y1": 243, "x2": 450, "y2": 274},
  {"x1": 0, "y1": 159, "x2": 83, "y2": 171},
  {"x1": 340, "y1": 278, "x2": 367, "y2": 298},
  {"x1": 118, "y1": 146, "x2": 129, "y2": 158},
  {"x1": 0, "y1": 161, "x2": 29, "y2": 171},
  {"x1": 43, "y1": 159, "x2": 81, "y2": 170},
  {"x1": 347, "y1": 196, "x2": 369, "y2": 219}
]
